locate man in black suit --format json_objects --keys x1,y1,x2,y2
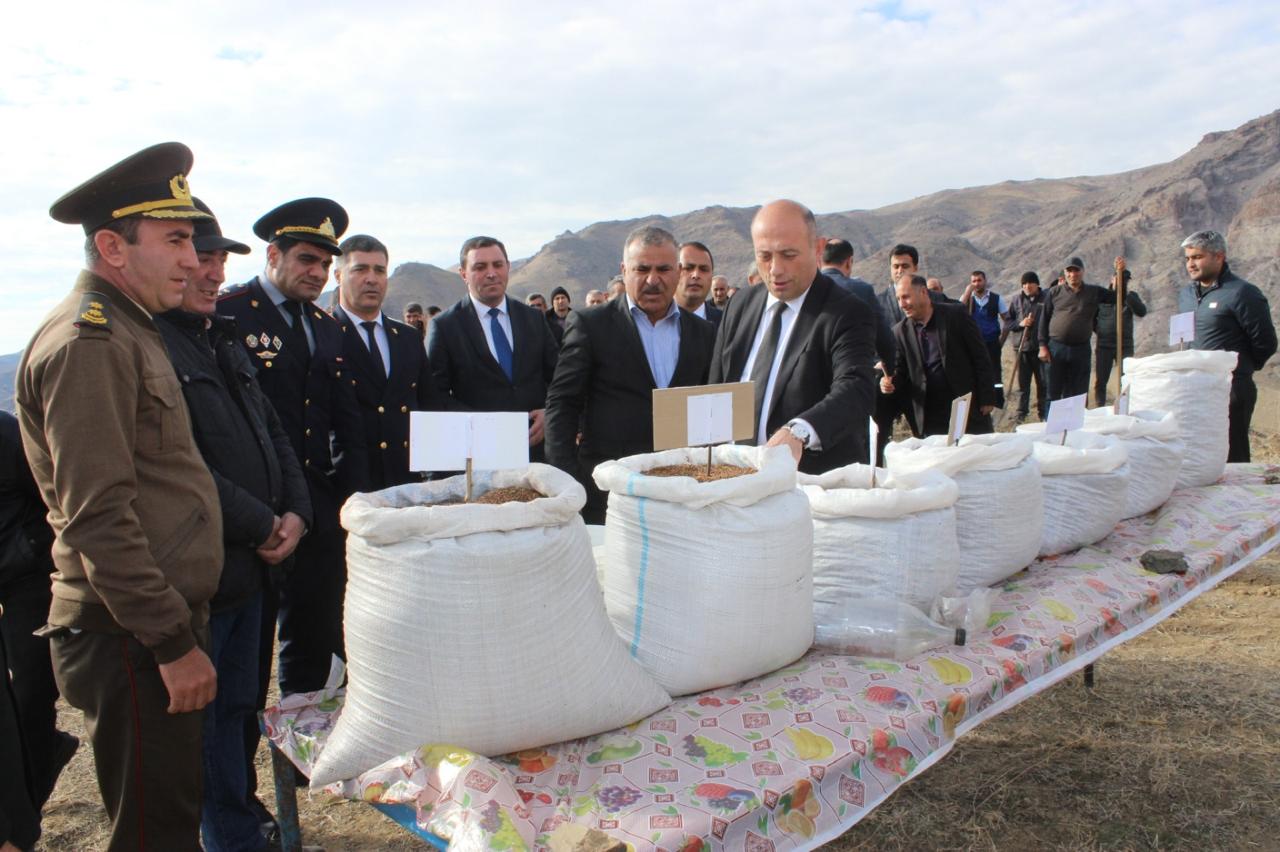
[
  {"x1": 217, "y1": 198, "x2": 370, "y2": 835},
  {"x1": 428, "y1": 235, "x2": 560, "y2": 461},
  {"x1": 821, "y1": 237, "x2": 893, "y2": 379},
  {"x1": 881, "y1": 274, "x2": 997, "y2": 437},
  {"x1": 332, "y1": 234, "x2": 440, "y2": 489},
  {"x1": 676, "y1": 241, "x2": 723, "y2": 327},
  {"x1": 711, "y1": 200, "x2": 877, "y2": 473},
  {"x1": 546, "y1": 226, "x2": 716, "y2": 523}
]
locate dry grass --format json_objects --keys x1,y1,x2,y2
[{"x1": 34, "y1": 389, "x2": 1280, "y2": 851}]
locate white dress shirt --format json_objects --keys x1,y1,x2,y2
[
  {"x1": 351, "y1": 310, "x2": 391, "y2": 376},
  {"x1": 470, "y1": 294, "x2": 515, "y2": 361},
  {"x1": 739, "y1": 287, "x2": 820, "y2": 447}
]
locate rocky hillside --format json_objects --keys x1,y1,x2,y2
[{"x1": 481, "y1": 109, "x2": 1280, "y2": 367}]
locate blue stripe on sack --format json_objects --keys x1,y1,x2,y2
[{"x1": 626, "y1": 473, "x2": 650, "y2": 658}]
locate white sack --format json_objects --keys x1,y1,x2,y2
[
  {"x1": 1022, "y1": 409, "x2": 1184, "y2": 518},
  {"x1": 798, "y1": 465, "x2": 960, "y2": 647},
  {"x1": 1124, "y1": 350, "x2": 1236, "y2": 488},
  {"x1": 884, "y1": 433, "x2": 1042, "y2": 593},
  {"x1": 592, "y1": 445, "x2": 813, "y2": 696},
  {"x1": 1028, "y1": 432, "x2": 1129, "y2": 556},
  {"x1": 310, "y1": 465, "x2": 671, "y2": 786}
]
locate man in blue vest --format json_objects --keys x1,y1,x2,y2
[{"x1": 961, "y1": 270, "x2": 1008, "y2": 408}]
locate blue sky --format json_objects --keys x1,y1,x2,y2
[{"x1": 2, "y1": 0, "x2": 1277, "y2": 351}]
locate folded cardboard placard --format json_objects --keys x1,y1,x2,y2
[{"x1": 652, "y1": 382, "x2": 754, "y2": 451}]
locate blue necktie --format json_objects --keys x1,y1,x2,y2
[{"x1": 488, "y1": 307, "x2": 514, "y2": 382}]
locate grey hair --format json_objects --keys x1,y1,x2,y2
[
  {"x1": 623, "y1": 225, "x2": 677, "y2": 255},
  {"x1": 1181, "y1": 230, "x2": 1226, "y2": 254}
]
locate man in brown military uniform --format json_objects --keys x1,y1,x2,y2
[{"x1": 16, "y1": 142, "x2": 225, "y2": 852}]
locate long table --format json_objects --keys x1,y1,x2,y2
[{"x1": 263, "y1": 464, "x2": 1280, "y2": 850}]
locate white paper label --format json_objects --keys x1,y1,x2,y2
[
  {"x1": 868, "y1": 415, "x2": 879, "y2": 465},
  {"x1": 686, "y1": 392, "x2": 734, "y2": 446},
  {"x1": 410, "y1": 411, "x2": 530, "y2": 471},
  {"x1": 1168, "y1": 311, "x2": 1196, "y2": 345},
  {"x1": 1044, "y1": 393, "x2": 1087, "y2": 435}
]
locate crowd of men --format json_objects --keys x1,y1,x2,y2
[{"x1": 1, "y1": 142, "x2": 1275, "y2": 852}]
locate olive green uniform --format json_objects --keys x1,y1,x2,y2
[{"x1": 17, "y1": 271, "x2": 224, "y2": 852}]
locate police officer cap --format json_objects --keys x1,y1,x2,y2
[
  {"x1": 49, "y1": 142, "x2": 211, "y2": 234},
  {"x1": 191, "y1": 198, "x2": 250, "y2": 255},
  {"x1": 253, "y1": 197, "x2": 348, "y2": 255}
]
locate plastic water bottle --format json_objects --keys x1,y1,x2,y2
[{"x1": 822, "y1": 597, "x2": 966, "y2": 661}]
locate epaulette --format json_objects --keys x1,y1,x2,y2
[
  {"x1": 217, "y1": 282, "x2": 248, "y2": 299},
  {"x1": 74, "y1": 292, "x2": 112, "y2": 334}
]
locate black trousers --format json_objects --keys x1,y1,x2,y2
[
  {"x1": 275, "y1": 482, "x2": 345, "y2": 696},
  {"x1": 873, "y1": 391, "x2": 901, "y2": 466},
  {"x1": 51, "y1": 627, "x2": 207, "y2": 852},
  {"x1": 1014, "y1": 349, "x2": 1047, "y2": 419},
  {"x1": 1047, "y1": 340, "x2": 1092, "y2": 401},
  {"x1": 0, "y1": 618, "x2": 41, "y2": 852},
  {"x1": 0, "y1": 570, "x2": 71, "y2": 808},
  {"x1": 1092, "y1": 345, "x2": 1132, "y2": 408},
  {"x1": 1229, "y1": 372, "x2": 1257, "y2": 463}
]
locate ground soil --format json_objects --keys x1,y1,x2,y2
[
  {"x1": 34, "y1": 391, "x2": 1280, "y2": 850},
  {"x1": 645, "y1": 463, "x2": 754, "y2": 482}
]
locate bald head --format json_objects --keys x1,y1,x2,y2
[{"x1": 750, "y1": 199, "x2": 824, "y2": 301}]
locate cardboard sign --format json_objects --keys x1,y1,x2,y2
[
  {"x1": 409, "y1": 411, "x2": 530, "y2": 472},
  {"x1": 652, "y1": 383, "x2": 754, "y2": 451},
  {"x1": 946, "y1": 392, "x2": 973, "y2": 446},
  {"x1": 1169, "y1": 311, "x2": 1196, "y2": 346},
  {"x1": 1044, "y1": 393, "x2": 1087, "y2": 436},
  {"x1": 687, "y1": 392, "x2": 734, "y2": 446}
]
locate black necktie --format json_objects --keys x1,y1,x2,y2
[
  {"x1": 751, "y1": 301, "x2": 786, "y2": 437},
  {"x1": 360, "y1": 320, "x2": 387, "y2": 379},
  {"x1": 282, "y1": 300, "x2": 311, "y2": 364}
]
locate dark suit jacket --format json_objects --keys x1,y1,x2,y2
[
  {"x1": 332, "y1": 305, "x2": 440, "y2": 490},
  {"x1": 710, "y1": 273, "x2": 876, "y2": 473},
  {"x1": 824, "y1": 269, "x2": 894, "y2": 372},
  {"x1": 218, "y1": 278, "x2": 370, "y2": 499},
  {"x1": 698, "y1": 302, "x2": 724, "y2": 328},
  {"x1": 545, "y1": 298, "x2": 716, "y2": 478},
  {"x1": 889, "y1": 303, "x2": 997, "y2": 437}
]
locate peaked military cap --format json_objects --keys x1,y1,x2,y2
[
  {"x1": 192, "y1": 197, "x2": 250, "y2": 255},
  {"x1": 49, "y1": 142, "x2": 211, "y2": 234},
  {"x1": 253, "y1": 197, "x2": 348, "y2": 254}
]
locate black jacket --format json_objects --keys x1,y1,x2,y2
[
  {"x1": 217, "y1": 278, "x2": 371, "y2": 499},
  {"x1": 824, "y1": 269, "x2": 895, "y2": 371},
  {"x1": 711, "y1": 273, "x2": 877, "y2": 472},
  {"x1": 545, "y1": 298, "x2": 715, "y2": 479},
  {"x1": 1178, "y1": 263, "x2": 1277, "y2": 377},
  {"x1": 332, "y1": 305, "x2": 442, "y2": 489},
  {"x1": 890, "y1": 303, "x2": 997, "y2": 438},
  {"x1": 428, "y1": 296, "x2": 559, "y2": 409},
  {"x1": 1004, "y1": 290, "x2": 1047, "y2": 353},
  {"x1": 0, "y1": 411, "x2": 52, "y2": 587},
  {"x1": 1095, "y1": 288, "x2": 1147, "y2": 351},
  {"x1": 157, "y1": 310, "x2": 313, "y2": 612}
]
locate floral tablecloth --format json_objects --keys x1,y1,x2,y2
[{"x1": 264, "y1": 465, "x2": 1280, "y2": 851}]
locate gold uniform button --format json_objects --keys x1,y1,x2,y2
[
  {"x1": 304, "y1": 459, "x2": 311, "y2": 467},
  {"x1": 264, "y1": 361, "x2": 273, "y2": 368},
  {"x1": 305, "y1": 428, "x2": 312, "y2": 437},
  {"x1": 402, "y1": 440, "x2": 408, "y2": 448},
  {"x1": 400, "y1": 405, "x2": 408, "y2": 413},
  {"x1": 379, "y1": 441, "x2": 388, "y2": 449},
  {"x1": 304, "y1": 398, "x2": 311, "y2": 406},
  {"x1": 377, "y1": 405, "x2": 385, "y2": 413},
  {"x1": 411, "y1": 382, "x2": 417, "y2": 389}
]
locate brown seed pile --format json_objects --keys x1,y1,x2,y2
[
  {"x1": 434, "y1": 486, "x2": 544, "y2": 506},
  {"x1": 644, "y1": 463, "x2": 754, "y2": 483}
]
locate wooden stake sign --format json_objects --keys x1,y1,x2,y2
[
  {"x1": 409, "y1": 412, "x2": 529, "y2": 501},
  {"x1": 1114, "y1": 256, "x2": 1126, "y2": 403},
  {"x1": 946, "y1": 392, "x2": 973, "y2": 447},
  {"x1": 1044, "y1": 393, "x2": 1087, "y2": 445}
]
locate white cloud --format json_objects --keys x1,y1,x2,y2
[{"x1": 1, "y1": 0, "x2": 1277, "y2": 350}]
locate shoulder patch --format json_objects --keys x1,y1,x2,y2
[
  {"x1": 74, "y1": 292, "x2": 112, "y2": 333},
  {"x1": 216, "y1": 281, "x2": 250, "y2": 303}
]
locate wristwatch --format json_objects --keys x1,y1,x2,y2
[{"x1": 787, "y1": 420, "x2": 812, "y2": 448}]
